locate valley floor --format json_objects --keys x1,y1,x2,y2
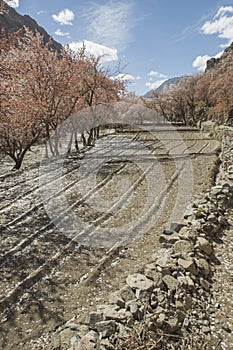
[{"x1": 0, "y1": 126, "x2": 220, "y2": 349}]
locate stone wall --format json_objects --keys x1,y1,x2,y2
[{"x1": 49, "y1": 127, "x2": 233, "y2": 350}]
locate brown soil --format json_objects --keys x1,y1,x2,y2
[{"x1": 0, "y1": 126, "x2": 220, "y2": 349}]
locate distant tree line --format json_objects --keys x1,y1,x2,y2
[{"x1": 143, "y1": 59, "x2": 233, "y2": 127}]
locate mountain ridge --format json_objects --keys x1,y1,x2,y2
[
  {"x1": 206, "y1": 42, "x2": 233, "y2": 70},
  {"x1": 144, "y1": 76, "x2": 185, "y2": 98},
  {"x1": 0, "y1": 0, "x2": 62, "y2": 52}
]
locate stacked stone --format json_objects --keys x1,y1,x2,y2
[{"x1": 218, "y1": 126, "x2": 233, "y2": 185}]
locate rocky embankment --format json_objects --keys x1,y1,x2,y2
[{"x1": 49, "y1": 126, "x2": 233, "y2": 350}]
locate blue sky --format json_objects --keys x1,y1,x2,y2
[{"x1": 5, "y1": 0, "x2": 233, "y2": 95}]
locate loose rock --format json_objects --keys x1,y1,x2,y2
[{"x1": 126, "y1": 273, "x2": 154, "y2": 291}]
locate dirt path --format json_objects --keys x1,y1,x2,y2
[{"x1": 0, "y1": 126, "x2": 220, "y2": 349}]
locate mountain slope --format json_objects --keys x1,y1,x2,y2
[
  {"x1": 144, "y1": 76, "x2": 185, "y2": 98},
  {"x1": 206, "y1": 42, "x2": 233, "y2": 70},
  {"x1": 0, "y1": 0, "x2": 62, "y2": 52}
]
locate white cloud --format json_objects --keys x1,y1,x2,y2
[
  {"x1": 55, "y1": 29, "x2": 70, "y2": 38},
  {"x1": 192, "y1": 55, "x2": 211, "y2": 72},
  {"x1": 214, "y1": 6, "x2": 233, "y2": 18},
  {"x1": 52, "y1": 9, "x2": 75, "y2": 26},
  {"x1": 192, "y1": 7, "x2": 232, "y2": 72},
  {"x1": 215, "y1": 50, "x2": 224, "y2": 58},
  {"x1": 110, "y1": 73, "x2": 135, "y2": 81},
  {"x1": 192, "y1": 50, "x2": 224, "y2": 72},
  {"x1": 5, "y1": 0, "x2": 19, "y2": 8},
  {"x1": 68, "y1": 40, "x2": 118, "y2": 63},
  {"x1": 145, "y1": 80, "x2": 167, "y2": 90},
  {"x1": 82, "y1": 1, "x2": 135, "y2": 47},
  {"x1": 37, "y1": 10, "x2": 47, "y2": 16},
  {"x1": 146, "y1": 70, "x2": 168, "y2": 90},
  {"x1": 201, "y1": 6, "x2": 233, "y2": 46},
  {"x1": 148, "y1": 70, "x2": 167, "y2": 78}
]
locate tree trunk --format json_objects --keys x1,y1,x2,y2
[
  {"x1": 10, "y1": 137, "x2": 39, "y2": 170},
  {"x1": 81, "y1": 133, "x2": 87, "y2": 147},
  {"x1": 67, "y1": 131, "x2": 73, "y2": 154},
  {"x1": 74, "y1": 131, "x2": 79, "y2": 152},
  {"x1": 44, "y1": 141, "x2": 49, "y2": 158},
  {"x1": 13, "y1": 156, "x2": 23, "y2": 170},
  {"x1": 87, "y1": 129, "x2": 94, "y2": 146},
  {"x1": 53, "y1": 127, "x2": 61, "y2": 156},
  {"x1": 95, "y1": 126, "x2": 100, "y2": 139}
]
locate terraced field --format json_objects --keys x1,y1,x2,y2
[{"x1": 0, "y1": 125, "x2": 220, "y2": 349}]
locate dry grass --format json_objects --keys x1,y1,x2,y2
[
  {"x1": 113, "y1": 301, "x2": 209, "y2": 350},
  {"x1": 114, "y1": 323, "x2": 209, "y2": 350}
]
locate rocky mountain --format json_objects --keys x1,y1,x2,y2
[
  {"x1": 144, "y1": 76, "x2": 185, "y2": 98},
  {"x1": 0, "y1": 0, "x2": 62, "y2": 52},
  {"x1": 206, "y1": 42, "x2": 233, "y2": 71}
]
